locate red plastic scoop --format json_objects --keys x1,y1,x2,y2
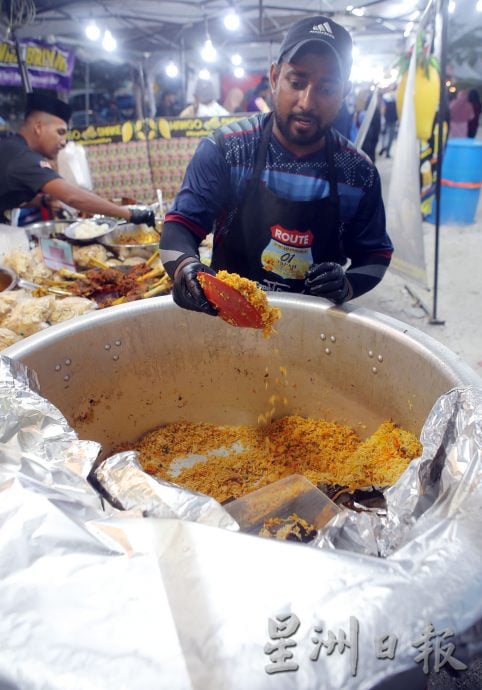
[{"x1": 198, "y1": 272, "x2": 265, "y2": 329}]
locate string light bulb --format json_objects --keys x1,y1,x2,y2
[
  {"x1": 165, "y1": 60, "x2": 179, "y2": 78},
  {"x1": 85, "y1": 20, "x2": 100, "y2": 41},
  {"x1": 224, "y1": 9, "x2": 240, "y2": 31},
  {"x1": 201, "y1": 38, "x2": 217, "y2": 62},
  {"x1": 102, "y1": 30, "x2": 116, "y2": 52}
]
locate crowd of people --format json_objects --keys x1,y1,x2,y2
[
  {"x1": 155, "y1": 75, "x2": 273, "y2": 118},
  {"x1": 155, "y1": 74, "x2": 480, "y2": 163}
]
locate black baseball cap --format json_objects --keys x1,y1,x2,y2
[
  {"x1": 277, "y1": 15, "x2": 353, "y2": 80},
  {"x1": 25, "y1": 92, "x2": 72, "y2": 123}
]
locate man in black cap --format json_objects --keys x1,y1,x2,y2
[
  {"x1": 0, "y1": 92, "x2": 154, "y2": 226},
  {"x1": 160, "y1": 15, "x2": 393, "y2": 313}
]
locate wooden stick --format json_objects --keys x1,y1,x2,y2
[
  {"x1": 110, "y1": 295, "x2": 128, "y2": 305},
  {"x1": 58, "y1": 268, "x2": 90, "y2": 282},
  {"x1": 89, "y1": 257, "x2": 111, "y2": 270},
  {"x1": 143, "y1": 281, "x2": 171, "y2": 298},
  {"x1": 146, "y1": 248, "x2": 160, "y2": 267},
  {"x1": 136, "y1": 266, "x2": 165, "y2": 283}
]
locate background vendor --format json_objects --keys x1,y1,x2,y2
[
  {"x1": 0, "y1": 92, "x2": 154, "y2": 227},
  {"x1": 160, "y1": 15, "x2": 393, "y2": 315}
]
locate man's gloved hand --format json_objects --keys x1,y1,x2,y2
[
  {"x1": 172, "y1": 260, "x2": 218, "y2": 315},
  {"x1": 129, "y1": 207, "x2": 155, "y2": 227},
  {"x1": 305, "y1": 262, "x2": 352, "y2": 304}
]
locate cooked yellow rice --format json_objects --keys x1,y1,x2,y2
[
  {"x1": 199, "y1": 270, "x2": 281, "y2": 337},
  {"x1": 127, "y1": 416, "x2": 422, "y2": 504}
]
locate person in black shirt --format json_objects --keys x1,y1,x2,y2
[{"x1": 0, "y1": 92, "x2": 154, "y2": 226}]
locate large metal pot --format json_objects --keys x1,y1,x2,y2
[{"x1": 5, "y1": 295, "x2": 481, "y2": 455}]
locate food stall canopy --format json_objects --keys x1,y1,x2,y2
[{"x1": 9, "y1": 0, "x2": 481, "y2": 80}]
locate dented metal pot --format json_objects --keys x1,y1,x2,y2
[{"x1": 5, "y1": 294, "x2": 481, "y2": 455}]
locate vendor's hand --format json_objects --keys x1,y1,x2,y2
[
  {"x1": 305, "y1": 262, "x2": 352, "y2": 304},
  {"x1": 129, "y1": 207, "x2": 155, "y2": 227},
  {"x1": 172, "y1": 260, "x2": 218, "y2": 316}
]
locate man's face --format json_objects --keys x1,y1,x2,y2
[
  {"x1": 270, "y1": 50, "x2": 350, "y2": 155},
  {"x1": 34, "y1": 114, "x2": 68, "y2": 159}
]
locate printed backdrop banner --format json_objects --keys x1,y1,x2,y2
[
  {"x1": 0, "y1": 39, "x2": 75, "y2": 91},
  {"x1": 68, "y1": 115, "x2": 246, "y2": 146},
  {"x1": 386, "y1": 40, "x2": 427, "y2": 287}
]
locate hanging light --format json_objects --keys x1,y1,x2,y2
[
  {"x1": 201, "y1": 38, "x2": 217, "y2": 62},
  {"x1": 404, "y1": 21, "x2": 414, "y2": 37},
  {"x1": 233, "y1": 66, "x2": 245, "y2": 78},
  {"x1": 102, "y1": 30, "x2": 116, "y2": 52},
  {"x1": 199, "y1": 68, "x2": 211, "y2": 80},
  {"x1": 448, "y1": 0, "x2": 456, "y2": 12},
  {"x1": 85, "y1": 20, "x2": 100, "y2": 41},
  {"x1": 477, "y1": 0, "x2": 482, "y2": 11},
  {"x1": 231, "y1": 53, "x2": 242, "y2": 66},
  {"x1": 224, "y1": 9, "x2": 240, "y2": 31},
  {"x1": 165, "y1": 60, "x2": 179, "y2": 78},
  {"x1": 352, "y1": 7, "x2": 365, "y2": 16}
]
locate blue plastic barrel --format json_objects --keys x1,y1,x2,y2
[{"x1": 427, "y1": 138, "x2": 482, "y2": 225}]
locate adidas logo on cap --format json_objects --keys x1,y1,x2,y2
[{"x1": 310, "y1": 21, "x2": 334, "y2": 38}]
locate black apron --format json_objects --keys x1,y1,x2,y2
[{"x1": 211, "y1": 114, "x2": 343, "y2": 293}]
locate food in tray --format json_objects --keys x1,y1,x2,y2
[
  {"x1": 3, "y1": 248, "x2": 53, "y2": 284},
  {"x1": 49, "y1": 296, "x2": 96, "y2": 324},
  {"x1": 72, "y1": 244, "x2": 109, "y2": 269},
  {"x1": 122, "y1": 416, "x2": 422, "y2": 504},
  {"x1": 198, "y1": 270, "x2": 281, "y2": 336},
  {"x1": 0, "y1": 246, "x2": 170, "y2": 351},
  {"x1": 0, "y1": 326, "x2": 22, "y2": 349},
  {"x1": 71, "y1": 219, "x2": 111, "y2": 240},
  {"x1": 111, "y1": 226, "x2": 159, "y2": 245},
  {"x1": 0, "y1": 291, "x2": 95, "y2": 343},
  {"x1": 258, "y1": 514, "x2": 318, "y2": 543},
  {"x1": 45, "y1": 263, "x2": 172, "y2": 307}
]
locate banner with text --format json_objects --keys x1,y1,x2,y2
[
  {"x1": 0, "y1": 39, "x2": 75, "y2": 91},
  {"x1": 68, "y1": 114, "x2": 246, "y2": 146}
]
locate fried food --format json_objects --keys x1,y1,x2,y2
[
  {"x1": 3, "y1": 249, "x2": 53, "y2": 285},
  {"x1": 0, "y1": 290, "x2": 29, "y2": 319},
  {"x1": 127, "y1": 416, "x2": 422, "y2": 504},
  {"x1": 2, "y1": 295, "x2": 55, "y2": 336},
  {"x1": 0, "y1": 327, "x2": 22, "y2": 350},
  {"x1": 72, "y1": 244, "x2": 109, "y2": 270},
  {"x1": 60, "y1": 263, "x2": 172, "y2": 306},
  {"x1": 49, "y1": 296, "x2": 95, "y2": 323}
]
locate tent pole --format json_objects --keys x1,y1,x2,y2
[
  {"x1": 85, "y1": 62, "x2": 90, "y2": 126},
  {"x1": 430, "y1": 0, "x2": 448, "y2": 325},
  {"x1": 13, "y1": 31, "x2": 32, "y2": 94}
]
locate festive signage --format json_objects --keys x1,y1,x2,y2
[
  {"x1": 68, "y1": 114, "x2": 246, "y2": 146},
  {"x1": 0, "y1": 39, "x2": 75, "y2": 91}
]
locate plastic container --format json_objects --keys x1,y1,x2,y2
[
  {"x1": 427, "y1": 138, "x2": 482, "y2": 225},
  {"x1": 224, "y1": 474, "x2": 341, "y2": 539}
]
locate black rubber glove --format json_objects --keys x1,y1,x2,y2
[
  {"x1": 172, "y1": 260, "x2": 218, "y2": 315},
  {"x1": 305, "y1": 262, "x2": 352, "y2": 304},
  {"x1": 129, "y1": 207, "x2": 155, "y2": 227}
]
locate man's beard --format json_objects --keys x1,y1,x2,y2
[{"x1": 274, "y1": 111, "x2": 329, "y2": 147}]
